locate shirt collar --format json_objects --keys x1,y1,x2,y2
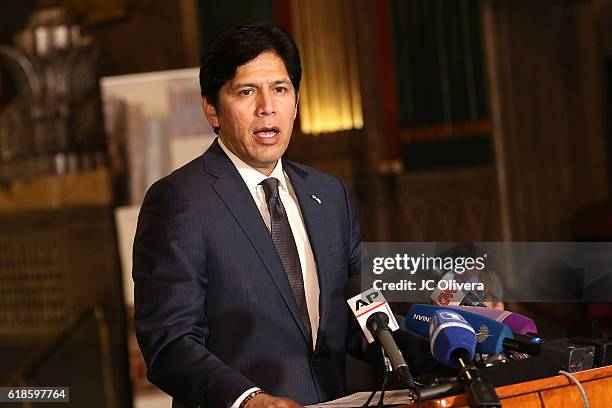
[{"x1": 218, "y1": 137, "x2": 288, "y2": 193}]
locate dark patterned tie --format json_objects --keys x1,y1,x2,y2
[{"x1": 260, "y1": 177, "x2": 312, "y2": 341}]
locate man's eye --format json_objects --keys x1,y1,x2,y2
[
  {"x1": 239, "y1": 89, "x2": 254, "y2": 96},
  {"x1": 274, "y1": 87, "x2": 288, "y2": 93}
]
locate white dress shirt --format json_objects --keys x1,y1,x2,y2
[{"x1": 218, "y1": 139, "x2": 320, "y2": 407}]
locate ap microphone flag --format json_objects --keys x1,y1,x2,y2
[{"x1": 346, "y1": 287, "x2": 399, "y2": 343}]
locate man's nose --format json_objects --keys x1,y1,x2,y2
[{"x1": 256, "y1": 90, "x2": 275, "y2": 116}]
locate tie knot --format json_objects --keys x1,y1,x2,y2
[{"x1": 260, "y1": 177, "x2": 280, "y2": 202}]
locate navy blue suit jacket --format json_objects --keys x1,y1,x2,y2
[{"x1": 133, "y1": 139, "x2": 367, "y2": 407}]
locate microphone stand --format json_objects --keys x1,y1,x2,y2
[
  {"x1": 363, "y1": 313, "x2": 424, "y2": 407},
  {"x1": 418, "y1": 381, "x2": 464, "y2": 400},
  {"x1": 415, "y1": 360, "x2": 500, "y2": 407},
  {"x1": 452, "y1": 349, "x2": 501, "y2": 408},
  {"x1": 360, "y1": 349, "x2": 392, "y2": 408},
  {"x1": 366, "y1": 312, "x2": 416, "y2": 390}
]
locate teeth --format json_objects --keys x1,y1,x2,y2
[{"x1": 255, "y1": 130, "x2": 277, "y2": 138}]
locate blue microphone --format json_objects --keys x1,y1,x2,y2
[
  {"x1": 429, "y1": 310, "x2": 501, "y2": 407},
  {"x1": 407, "y1": 304, "x2": 513, "y2": 355},
  {"x1": 429, "y1": 309, "x2": 477, "y2": 368}
]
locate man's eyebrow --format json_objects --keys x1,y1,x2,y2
[{"x1": 234, "y1": 79, "x2": 291, "y2": 88}]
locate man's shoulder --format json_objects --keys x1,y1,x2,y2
[
  {"x1": 166, "y1": 155, "x2": 207, "y2": 183},
  {"x1": 146, "y1": 155, "x2": 210, "y2": 198},
  {"x1": 284, "y1": 159, "x2": 345, "y2": 189}
]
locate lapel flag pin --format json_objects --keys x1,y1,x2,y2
[{"x1": 311, "y1": 194, "x2": 321, "y2": 204}]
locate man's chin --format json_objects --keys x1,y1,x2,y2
[{"x1": 253, "y1": 145, "x2": 286, "y2": 161}]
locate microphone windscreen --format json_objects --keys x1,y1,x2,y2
[
  {"x1": 503, "y1": 313, "x2": 537, "y2": 335},
  {"x1": 406, "y1": 304, "x2": 514, "y2": 354},
  {"x1": 447, "y1": 305, "x2": 538, "y2": 335},
  {"x1": 405, "y1": 304, "x2": 436, "y2": 339},
  {"x1": 429, "y1": 310, "x2": 476, "y2": 368},
  {"x1": 430, "y1": 271, "x2": 486, "y2": 307}
]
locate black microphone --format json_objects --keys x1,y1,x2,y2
[
  {"x1": 344, "y1": 275, "x2": 416, "y2": 390},
  {"x1": 365, "y1": 312, "x2": 414, "y2": 389}
]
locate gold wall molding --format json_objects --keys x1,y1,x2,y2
[
  {"x1": 290, "y1": 0, "x2": 363, "y2": 134},
  {"x1": 0, "y1": 169, "x2": 112, "y2": 212}
]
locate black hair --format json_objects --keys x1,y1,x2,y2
[{"x1": 199, "y1": 23, "x2": 301, "y2": 111}]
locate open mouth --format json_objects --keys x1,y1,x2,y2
[{"x1": 253, "y1": 126, "x2": 280, "y2": 138}]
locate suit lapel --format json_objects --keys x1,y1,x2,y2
[
  {"x1": 283, "y1": 161, "x2": 332, "y2": 351},
  {"x1": 202, "y1": 141, "x2": 310, "y2": 343}
]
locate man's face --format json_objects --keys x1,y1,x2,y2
[{"x1": 203, "y1": 51, "x2": 298, "y2": 175}]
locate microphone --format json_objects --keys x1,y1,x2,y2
[
  {"x1": 408, "y1": 304, "x2": 511, "y2": 355},
  {"x1": 344, "y1": 276, "x2": 416, "y2": 389},
  {"x1": 445, "y1": 305, "x2": 537, "y2": 335},
  {"x1": 428, "y1": 242, "x2": 489, "y2": 307},
  {"x1": 406, "y1": 304, "x2": 542, "y2": 356},
  {"x1": 444, "y1": 306, "x2": 542, "y2": 355},
  {"x1": 429, "y1": 310, "x2": 501, "y2": 407},
  {"x1": 428, "y1": 310, "x2": 477, "y2": 368},
  {"x1": 430, "y1": 271, "x2": 487, "y2": 307}
]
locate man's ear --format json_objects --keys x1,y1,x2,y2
[
  {"x1": 293, "y1": 93, "x2": 299, "y2": 120},
  {"x1": 202, "y1": 97, "x2": 220, "y2": 128}
]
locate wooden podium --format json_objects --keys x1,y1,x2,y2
[{"x1": 402, "y1": 365, "x2": 612, "y2": 408}]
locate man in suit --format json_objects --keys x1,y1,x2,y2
[
  {"x1": 133, "y1": 23, "x2": 442, "y2": 408},
  {"x1": 133, "y1": 23, "x2": 367, "y2": 408}
]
